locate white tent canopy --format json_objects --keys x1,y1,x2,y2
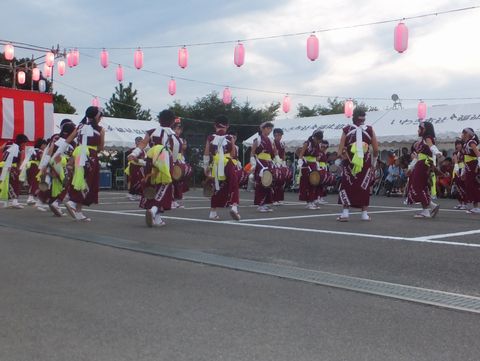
[
  {"x1": 243, "y1": 103, "x2": 480, "y2": 151},
  {"x1": 54, "y1": 113, "x2": 157, "y2": 149}
]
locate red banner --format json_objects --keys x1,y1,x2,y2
[{"x1": 0, "y1": 87, "x2": 54, "y2": 144}]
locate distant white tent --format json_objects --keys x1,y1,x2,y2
[
  {"x1": 54, "y1": 113, "x2": 156, "y2": 149},
  {"x1": 243, "y1": 103, "x2": 480, "y2": 151}
]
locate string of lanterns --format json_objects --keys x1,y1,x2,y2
[{"x1": 2, "y1": 5, "x2": 479, "y2": 121}]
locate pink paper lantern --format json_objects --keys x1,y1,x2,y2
[
  {"x1": 234, "y1": 42, "x2": 245, "y2": 67},
  {"x1": 178, "y1": 47, "x2": 188, "y2": 69},
  {"x1": 67, "y1": 51, "x2": 74, "y2": 68},
  {"x1": 116, "y1": 65, "x2": 124, "y2": 82},
  {"x1": 222, "y1": 87, "x2": 232, "y2": 105},
  {"x1": 394, "y1": 22, "x2": 408, "y2": 53},
  {"x1": 344, "y1": 99, "x2": 354, "y2": 118},
  {"x1": 43, "y1": 64, "x2": 52, "y2": 77},
  {"x1": 282, "y1": 95, "x2": 291, "y2": 113},
  {"x1": 32, "y1": 67, "x2": 40, "y2": 81},
  {"x1": 45, "y1": 51, "x2": 55, "y2": 67},
  {"x1": 134, "y1": 48, "x2": 143, "y2": 69},
  {"x1": 168, "y1": 79, "x2": 176, "y2": 96},
  {"x1": 417, "y1": 100, "x2": 427, "y2": 120},
  {"x1": 72, "y1": 48, "x2": 79, "y2": 66},
  {"x1": 306, "y1": 34, "x2": 319, "y2": 61},
  {"x1": 57, "y1": 60, "x2": 66, "y2": 76},
  {"x1": 92, "y1": 97, "x2": 99, "y2": 107},
  {"x1": 4, "y1": 43, "x2": 14, "y2": 61},
  {"x1": 100, "y1": 49, "x2": 109, "y2": 68},
  {"x1": 17, "y1": 71, "x2": 26, "y2": 85}
]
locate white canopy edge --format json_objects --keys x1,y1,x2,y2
[{"x1": 242, "y1": 103, "x2": 480, "y2": 151}]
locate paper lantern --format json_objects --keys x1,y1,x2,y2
[
  {"x1": 134, "y1": 48, "x2": 143, "y2": 69},
  {"x1": 38, "y1": 80, "x2": 46, "y2": 92},
  {"x1": 4, "y1": 43, "x2": 14, "y2": 61},
  {"x1": 115, "y1": 65, "x2": 123, "y2": 82},
  {"x1": 100, "y1": 49, "x2": 109, "y2": 68},
  {"x1": 67, "y1": 51, "x2": 74, "y2": 67},
  {"x1": 306, "y1": 34, "x2": 319, "y2": 61},
  {"x1": 234, "y1": 42, "x2": 245, "y2": 67},
  {"x1": 92, "y1": 97, "x2": 99, "y2": 107},
  {"x1": 43, "y1": 64, "x2": 52, "y2": 77},
  {"x1": 222, "y1": 87, "x2": 232, "y2": 105},
  {"x1": 57, "y1": 60, "x2": 66, "y2": 76},
  {"x1": 178, "y1": 47, "x2": 188, "y2": 69},
  {"x1": 394, "y1": 22, "x2": 408, "y2": 53},
  {"x1": 417, "y1": 100, "x2": 427, "y2": 120},
  {"x1": 72, "y1": 48, "x2": 79, "y2": 66},
  {"x1": 17, "y1": 71, "x2": 26, "y2": 85},
  {"x1": 344, "y1": 99, "x2": 354, "y2": 118},
  {"x1": 282, "y1": 95, "x2": 291, "y2": 113},
  {"x1": 45, "y1": 51, "x2": 55, "y2": 67},
  {"x1": 32, "y1": 67, "x2": 40, "y2": 81},
  {"x1": 168, "y1": 78, "x2": 176, "y2": 96}
]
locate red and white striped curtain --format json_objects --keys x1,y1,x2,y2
[{"x1": 0, "y1": 87, "x2": 54, "y2": 143}]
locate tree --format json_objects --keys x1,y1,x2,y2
[
  {"x1": 104, "y1": 82, "x2": 152, "y2": 120},
  {"x1": 53, "y1": 92, "x2": 76, "y2": 114},
  {"x1": 297, "y1": 98, "x2": 378, "y2": 117}
]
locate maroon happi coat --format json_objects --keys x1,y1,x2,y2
[
  {"x1": 254, "y1": 134, "x2": 275, "y2": 206},
  {"x1": 463, "y1": 139, "x2": 480, "y2": 203},
  {"x1": 406, "y1": 137, "x2": 434, "y2": 207},
  {"x1": 299, "y1": 137, "x2": 321, "y2": 203},
  {"x1": 338, "y1": 125, "x2": 374, "y2": 208},
  {"x1": 1, "y1": 141, "x2": 21, "y2": 199}
]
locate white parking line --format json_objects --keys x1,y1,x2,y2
[{"x1": 83, "y1": 208, "x2": 480, "y2": 248}]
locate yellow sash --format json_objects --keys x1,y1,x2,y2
[
  {"x1": 304, "y1": 156, "x2": 316, "y2": 163},
  {"x1": 257, "y1": 152, "x2": 272, "y2": 161},
  {"x1": 464, "y1": 155, "x2": 477, "y2": 163},
  {"x1": 147, "y1": 145, "x2": 172, "y2": 185},
  {"x1": 212, "y1": 153, "x2": 232, "y2": 181}
]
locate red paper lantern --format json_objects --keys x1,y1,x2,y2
[
  {"x1": 222, "y1": 87, "x2": 232, "y2": 105},
  {"x1": 72, "y1": 48, "x2": 79, "y2": 66},
  {"x1": 134, "y1": 48, "x2": 143, "y2": 69},
  {"x1": 100, "y1": 49, "x2": 109, "y2": 68},
  {"x1": 4, "y1": 43, "x2": 14, "y2": 61},
  {"x1": 92, "y1": 97, "x2": 99, "y2": 107},
  {"x1": 43, "y1": 64, "x2": 52, "y2": 77},
  {"x1": 282, "y1": 95, "x2": 291, "y2": 113},
  {"x1": 67, "y1": 51, "x2": 74, "y2": 68},
  {"x1": 306, "y1": 34, "x2": 319, "y2": 61},
  {"x1": 57, "y1": 60, "x2": 66, "y2": 76},
  {"x1": 344, "y1": 99, "x2": 354, "y2": 118},
  {"x1": 417, "y1": 100, "x2": 427, "y2": 120},
  {"x1": 32, "y1": 67, "x2": 40, "y2": 81},
  {"x1": 178, "y1": 47, "x2": 188, "y2": 69},
  {"x1": 116, "y1": 65, "x2": 124, "y2": 82},
  {"x1": 394, "y1": 22, "x2": 408, "y2": 53},
  {"x1": 45, "y1": 51, "x2": 55, "y2": 67},
  {"x1": 234, "y1": 42, "x2": 245, "y2": 67},
  {"x1": 17, "y1": 71, "x2": 26, "y2": 85},
  {"x1": 168, "y1": 78, "x2": 176, "y2": 96}
]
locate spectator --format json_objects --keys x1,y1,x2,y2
[{"x1": 385, "y1": 158, "x2": 401, "y2": 196}]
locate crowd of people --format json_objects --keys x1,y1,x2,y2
[{"x1": 1, "y1": 106, "x2": 479, "y2": 226}]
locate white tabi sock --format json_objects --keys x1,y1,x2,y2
[
  {"x1": 154, "y1": 213, "x2": 164, "y2": 224},
  {"x1": 422, "y1": 208, "x2": 431, "y2": 217},
  {"x1": 150, "y1": 206, "x2": 158, "y2": 216},
  {"x1": 429, "y1": 201, "x2": 437, "y2": 208},
  {"x1": 231, "y1": 204, "x2": 238, "y2": 213},
  {"x1": 342, "y1": 208, "x2": 349, "y2": 218},
  {"x1": 209, "y1": 211, "x2": 217, "y2": 218},
  {"x1": 361, "y1": 211, "x2": 369, "y2": 220},
  {"x1": 12, "y1": 199, "x2": 20, "y2": 206}
]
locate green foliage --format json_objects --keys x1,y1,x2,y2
[
  {"x1": 0, "y1": 53, "x2": 48, "y2": 91},
  {"x1": 104, "y1": 82, "x2": 152, "y2": 120},
  {"x1": 53, "y1": 92, "x2": 76, "y2": 114},
  {"x1": 297, "y1": 98, "x2": 378, "y2": 117},
  {"x1": 163, "y1": 91, "x2": 280, "y2": 145}
]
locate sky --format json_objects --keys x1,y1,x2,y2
[{"x1": 3, "y1": 0, "x2": 480, "y2": 118}]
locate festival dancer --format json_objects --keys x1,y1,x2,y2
[
  {"x1": 461, "y1": 128, "x2": 480, "y2": 214},
  {"x1": 250, "y1": 122, "x2": 276, "y2": 212},
  {"x1": 272, "y1": 128, "x2": 287, "y2": 205},
  {"x1": 64, "y1": 107, "x2": 105, "y2": 222},
  {"x1": 20, "y1": 138, "x2": 47, "y2": 208},
  {"x1": 128, "y1": 109, "x2": 175, "y2": 227},
  {"x1": 337, "y1": 108, "x2": 379, "y2": 221},
  {"x1": 316, "y1": 139, "x2": 332, "y2": 205},
  {"x1": 405, "y1": 121, "x2": 442, "y2": 218},
  {"x1": 452, "y1": 139, "x2": 467, "y2": 210},
  {"x1": 125, "y1": 137, "x2": 146, "y2": 201},
  {"x1": 298, "y1": 129, "x2": 324, "y2": 210},
  {"x1": 0, "y1": 134, "x2": 29, "y2": 209},
  {"x1": 203, "y1": 115, "x2": 240, "y2": 221},
  {"x1": 171, "y1": 122, "x2": 191, "y2": 209},
  {"x1": 38, "y1": 119, "x2": 77, "y2": 217}
]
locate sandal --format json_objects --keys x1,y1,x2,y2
[
  {"x1": 336, "y1": 216, "x2": 349, "y2": 222},
  {"x1": 229, "y1": 209, "x2": 241, "y2": 221},
  {"x1": 431, "y1": 204, "x2": 440, "y2": 218}
]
